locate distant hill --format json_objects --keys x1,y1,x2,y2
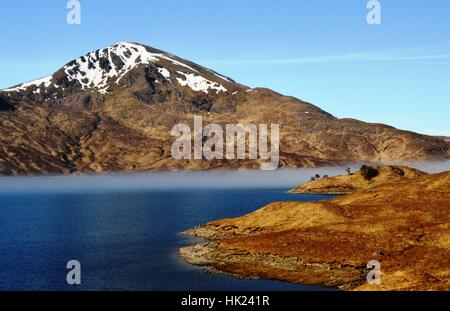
[{"x1": 289, "y1": 165, "x2": 427, "y2": 194}]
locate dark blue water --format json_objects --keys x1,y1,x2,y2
[{"x1": 0, "y1": 188, "x2": 335, "y2": 291}]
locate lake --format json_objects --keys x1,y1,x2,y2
[{"x1": 0, "y1": 172, "x2": 337, "y2": 291}]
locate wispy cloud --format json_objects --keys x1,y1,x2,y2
[
  {"x1": 400, "y1": 54, "x2": 450, "y2": 61},
  {"x1": 200, "y1": 52, "x2": 450, "y2": 66}
]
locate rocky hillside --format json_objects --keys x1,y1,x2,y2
[
  {"x1": 181, "y1": 170, "x2": 450, "y2": 291},
  {"x1": 290, "y1": 165, "x2": 427, "y2": 194},
  {"x1": 436, "y1": 136, "x2": 450, "y2": 143},
  {"x1": 1, "y1": 42, "x2": 449, "y2": 175}
]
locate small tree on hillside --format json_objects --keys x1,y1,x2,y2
[
  {"x1": 310, "y1": 174, "x2": 321, "y2": 181},
  {"x1": 360, "y1": 165, "x2": 380, "y2": 181}
]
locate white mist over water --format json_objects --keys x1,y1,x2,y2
[
  {"x1": 0, "y1": 168, "x2": 345, "y2": 193},
  {"x1": 0, "y1": 161, "x2": 449, "y2": 193},
  {"x1": 403, "y1": 160, "x2": 450, "y2": 173}
]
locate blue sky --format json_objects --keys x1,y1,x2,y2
[{"x1": 0, "y1": 0, "x2": 449, "y2": 136}]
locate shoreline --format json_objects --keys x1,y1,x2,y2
[
  {"x1": 178, "y1": 238, "x2": 359, "y2": 290},
  {"x1": 179, "y1": 171, "x2": 450, "y2": 291}
]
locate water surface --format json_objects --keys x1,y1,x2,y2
[{"x1": 0, "y1": 174, "x2": 336, "y2": 290}]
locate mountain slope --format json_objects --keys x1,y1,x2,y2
[{"x1": 0, "y1": 42, "x2": 449, "y2": 175}]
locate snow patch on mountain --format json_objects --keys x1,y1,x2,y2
[
  {"x1": 158, "y1": 54, "x2": 198, "y2": 73},
  {"x1": 211, "y1": 71, "x2": 231, "y2": 82},
  {"x1": 2, "y1": 76, "x2": 53, "y2": 93},
  {"x1": 64, "y1": 42, "x2": 163, "y2": 93},
  {"x1": 63, "y1": 42, "x2": 204, "y2": 93},
  {"x1": 176, "y1": 71, "x2": 227, "y2": 94},
  {"x1": 157, "y1": 67, "x2": 172, "y2": 83}
]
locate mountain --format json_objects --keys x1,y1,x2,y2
[
  {"x1": 436, "y1": 136, "x2": 450, "y2": 143},
  {"x1": 181, "y1": 170, "x2": 450, "y2": 290},
  {"x1": 0, "y1": 42, "x2": 449, "y2": 175},
  {"x1": 289, "y1": 165, "x2": 427, "y2": 194}
]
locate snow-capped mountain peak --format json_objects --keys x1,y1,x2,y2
[{"x1": 2, "y1": 42, "x2": 233, "y2": 95}]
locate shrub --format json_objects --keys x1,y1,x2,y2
[
  {"x1": 360, "y1": 165, "x2": 379, "y2": 181},
  {"x1": 310, "y1": 174, "x2": 321, "y2": 181}
]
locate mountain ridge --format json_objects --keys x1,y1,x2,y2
[{"x1": 0, "y1": 42, "x2": 449, "y2": 175}]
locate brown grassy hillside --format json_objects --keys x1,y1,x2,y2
[
  {"x1": 181, "y1": 171, "x2": 450, "y2": 291},
  {"x1": 290, "y1": 165, "x2": 427, "y2": 194}
]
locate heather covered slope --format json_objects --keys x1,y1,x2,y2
[
  {"x1": 289, "y1": 165, "x2": 428, "y2": 194},
  {"x1": 181, "y1": 171, "x2": 450, "y2": 291},
  {"x1": 1, "y1": 42, "x2": 449, "y2": 175}
]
